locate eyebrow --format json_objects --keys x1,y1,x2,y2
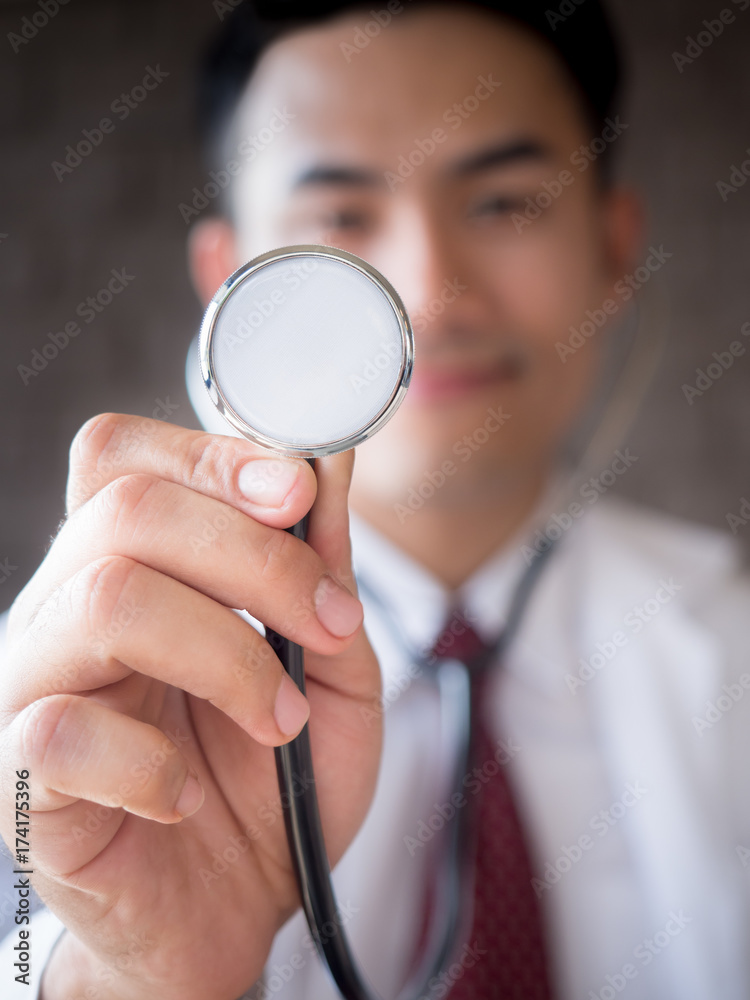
[
  {"x1": 450, "y1": 138, "x2": 552, "y2": 176},
  {"x1": 291, "y1": 137, "x2": 553, "y2": 191},
  {"x1": 292, "y1": 165, "x2": 383, "y2": 190}
]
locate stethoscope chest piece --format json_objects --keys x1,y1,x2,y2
[{"x1": 199, "y1": 244, "x2": 413, "y2": 457}]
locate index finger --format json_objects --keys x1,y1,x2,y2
[{"x1": 66, "y1": 413, "x2": 318, "y2": 529}]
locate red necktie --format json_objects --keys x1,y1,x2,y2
[{"x1": 427, "y1": 610, "x2": 555, "y2": 1000}]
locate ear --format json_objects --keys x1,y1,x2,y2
[
  {"x1": 187, "y1": 217, "x2": 239, "y2": 306},
  {"x1": 598, "y1": 186, "x2": 644, "y2": 289}
]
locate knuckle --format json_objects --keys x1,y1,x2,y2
[
  {"x1": 182, "y1": 433, "x2": 237, "y2": 497},
  {"x1": 69, "y1": 413, "x2": 125, "y2": 492},
  {"x1": 233, "y1": 635, "x2": 276, "y2": 686},
  {"x1": 128, "y1": 732, "x2": 186, "y2": 811},
  {"x1": 256, "y1": 528, "x2": 296, "y2": 587},
  {"x1": 71, "y1": 412, "x2": 123, "y2": 465},
  {"x1": 93, "y1": 472, "x2": 163, "y2": 536},
  {"x1": 68, "y1": 415, "x2": 157, "y2": 511},
  {"x1": 67, "y1": 413, "x2": 128, "y2": 511},
  {"x1": 70, "y1": 555, "x2": 142, "y2": 642},
  {"x1": 18, "y1": 694, "x2": 79, "y2": 776}
]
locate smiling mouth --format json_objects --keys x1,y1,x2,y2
[{"x1": 407, "y1": 355, "x2": 527, "y2": 401}]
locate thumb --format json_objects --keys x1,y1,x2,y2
[
  {"x1": 305, "y1": 449, "x2": 357, "y2": 595},
  {"x1": 303, "y1": 448, "x2": 381, "y2": 710}
]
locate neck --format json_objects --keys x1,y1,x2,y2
[{"x1": 349, "y1": 465, "x2": 549, "y2": 589}]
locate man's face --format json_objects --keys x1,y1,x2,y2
[{"x1": 224, "y1": 5, "x2": 634, "y2": 507}]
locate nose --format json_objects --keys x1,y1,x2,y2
[{"x1": 376, "y1": 202, "x2": 476, "y2": 344}]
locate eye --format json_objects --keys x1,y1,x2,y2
[
  {"x1": 468, "y1": 194, "x2": 524, "y2": 219},
  {"x1": 321, "y1": 208, "x2": 371, "y2": 231}
]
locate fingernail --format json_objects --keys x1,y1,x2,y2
[
  {"x1": 238, "y1": 459, "x2": 299, "y2": 507},
  {"x1": 315, "y1": 575, "x2": 363, "y2": 638},
  {"x1": 274, "y1": 672, "x2": 310, "y2": 737},
  {"x1": 175, "y1": 773, "x2": 204, "y2": 819}
]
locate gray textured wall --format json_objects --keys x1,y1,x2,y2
[{"x1": 1, "y1": 0, "x2": 749, "y2": 612}]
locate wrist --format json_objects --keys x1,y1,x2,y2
[{"x1": 39, "y1": 929, "x2": 147, "y2": 1000}]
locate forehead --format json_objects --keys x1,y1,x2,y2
[{"x1": 232, "y1": 5, "x2": 590, "y2": 171}]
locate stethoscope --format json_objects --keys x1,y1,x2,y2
[{"x1": 193, "y1": 244, "x2": 669, "y2": 1000}]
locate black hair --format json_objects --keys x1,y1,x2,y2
[{"x1": 198, "y1": 0, "x2": 623, "y2": 179}]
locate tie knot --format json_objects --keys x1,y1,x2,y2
[{"x1": 430, "y1": 608, "x2": 489, "y2": 667}]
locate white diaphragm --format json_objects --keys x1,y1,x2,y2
[{"x1": 199, "y1": 245, "x2": 413, "y2": 456}]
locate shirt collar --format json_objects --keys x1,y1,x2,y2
[{"x1": 349, "y1": 474, "x2": 565, "y2": 656}]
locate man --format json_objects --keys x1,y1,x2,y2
[{"x1": 1, "y1": 2, "x2": 748, "y2": 998}]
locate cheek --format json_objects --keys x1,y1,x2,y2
[
  {"x1": 489, "y1": 207, "x2": 607, "y2": 344},
  {"x1": 475, "y1": 208, "x2": 609, "y2": 444}
]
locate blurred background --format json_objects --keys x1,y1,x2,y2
[{"x1": 1, "y1": 0, "x2": 749, "y2": 613}]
